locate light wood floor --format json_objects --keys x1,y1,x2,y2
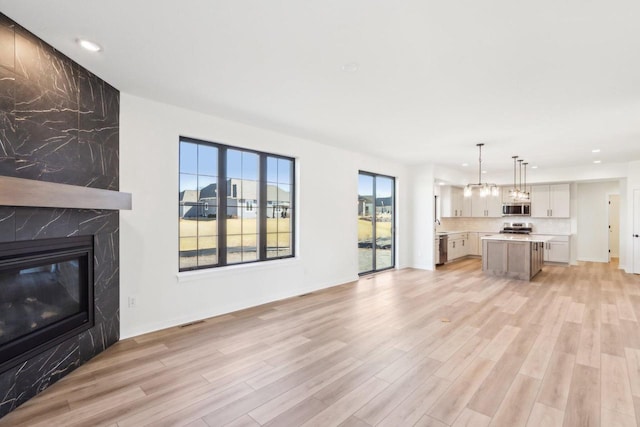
[{"x1": 2, "y1": 259, "x2": 640, "y2": 427}]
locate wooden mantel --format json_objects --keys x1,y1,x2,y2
[{"x1": 0, "y1": 176, "x2": 132, "y2": 210}]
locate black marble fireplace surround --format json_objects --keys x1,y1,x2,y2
[{"x1": 0, "y1": 13, "x2": 120, "y2": 418}]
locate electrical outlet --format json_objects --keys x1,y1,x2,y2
[{"x1": 128, "y1": 296, "x2": 137, "y2": 308}]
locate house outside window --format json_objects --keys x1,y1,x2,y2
[{"x1": 179, "y1": 137, "x2": 295, "y2": 271}]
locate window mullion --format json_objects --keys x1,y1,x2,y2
[
  {"x1": 372, "y1": 176, "x2": 377, "y2": 272},
  {"x1": 218, "y1": 147, "x2": 228, "y2": 266},
  {"x1": 259, "y1": 155, "x2": 267, "y2": 261}
]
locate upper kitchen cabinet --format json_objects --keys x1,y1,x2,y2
[
  {"x1": 471, "y1": 191, "x2": 502, "y2": 217},
  {"x1": 530, "y1": 184, "x2": 570, "y2": 218},
  {"x1": 441, "y1": 186, "x2": 470, "y2": 217},
  {"x1": 502, "y1": 187, "x2": 513, "y2": 204}
]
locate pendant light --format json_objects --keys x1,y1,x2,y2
[
  {"x1": 518, "y1": 159, "x2": 524, "y2": 199},
  {"x1": 509, "y1": 156, "x2": 519, "y2": 199},
  {"x1": 509, "y1": 156, "x2": 531, "y2": 201},
  {"x1": 521, "y1": 162, "x2": 530, "y2": 201},
  {"x1": 464, "y1": 143, "x2": 499, "y2": 198}
]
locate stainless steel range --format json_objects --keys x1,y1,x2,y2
[{"x1": 500, "y1": 222, "x2": 533, "y2": 234}]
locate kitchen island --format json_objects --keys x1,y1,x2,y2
[{"x1": 481, "y1": 234, "x2": 553, "y2": 281}]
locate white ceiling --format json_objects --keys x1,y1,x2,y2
[{"x1": 2, "y1": 0, "x2": 640, "y2": 175}]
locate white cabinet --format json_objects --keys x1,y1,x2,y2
[
  {"x1": 531, "y1": 234, "x2": 570, "y2": 263},
  {"x1": 546, "y1": 241, "x2": 570, "y2": 263},
  {"x1": 447, "y1": 239, "x2": 459, "y2": 260},
  {"x1": 487, "y1": 196, "x2": 502, "y2": 217},
  {"x1": 451, "y1": 187, "x2": 464, "y2": 217},
  {"x1": 447, "y1": 233, "x2": 470, "y2": 261},
  {"x1": 549, "y1": 185, "x2": 570, "y2": 217},
  {"x1": 531, "y1": 184, "x2": 570, "y2": 218},
  {"x1": 502, "y1": 187, "x2": 512, "y2": 204},
  {"x1": 501, "y1": 186, "x2": 514, "y2": 203},
  {"x1": 471, "y1": 193, "x2": 483, "y2": 217},
  {"x1": 530, "y1": 185, "x2": 550, "y2": 218},
  {"x1": 458, "y1": 235, "x2": 469, "y2": 258},
  {"x1": 468, "y1": 232, "x2": 480, "y2": 256},
  {"x1": 441, "y1": 186, "x2": 469, "y2": 217},
  {"x1": 463, "y1": 195, "x2": 472, "y2": 218},
  {"x1": 471, "y1": 193, "x2": 502, "y2": 218}
]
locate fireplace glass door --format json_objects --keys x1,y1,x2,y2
[{"x1": 0, "y1": 236, "x2": 94, "y2": 373}]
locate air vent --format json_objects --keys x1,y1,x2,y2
[{"x1": 179, "y1": 320, "x2": 205, "y2": 328}]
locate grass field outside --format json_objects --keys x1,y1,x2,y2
[
  {"x1": 357, "y1": 218, "x2": 392, "y2": 242},
  {"x1": 179, "y1": 218, "x2": 291, "y2": 251},
  {"x1": 358, "y1": 217, "x2": 393, "y2": 273}
]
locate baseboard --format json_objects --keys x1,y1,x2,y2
[
  {"x1": 576, "y1": 257, "x2": 610, "y2": 263},
  {"x1": 411, "y1": 263, "x2": 435, "y2": 271}
]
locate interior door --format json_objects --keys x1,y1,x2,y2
[
  {"x1": 634, "y1": 189, "x2": 640, "y2": 274},
  {"x1": 609, "y1": 194, "x2": 620, "y2": 260}
]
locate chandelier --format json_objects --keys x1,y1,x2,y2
[{"x1": 464, "y1": 143, "x2": 499, "y2": 198}]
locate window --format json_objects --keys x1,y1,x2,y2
[{"x1": 179, "y1": 137, "x2": 295, "y2": 271}]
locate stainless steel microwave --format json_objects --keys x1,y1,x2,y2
[{"x1": 502, "y1": 203, "x2": 531, "y2": 216}]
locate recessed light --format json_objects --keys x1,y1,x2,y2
[
  {"x1": 593, "y1": 160, "x2": 601, "y2": 164},
  {"x1": 77, "y1": 38, "x2": 102, "y2": 52},
  {"x1": 482, "y1": 170, "x2": 487, "y2": 174},
  {"x1": 341, "y1": 62, "x2": 359, "y2": 72},
  {"x1": 461, "y1": 163, "x2": 469, "y2": 167},
  {"x1": 592, "y1": 149, "x2": 601, "y2": 153},
  {"x1": 438, "y1": 182, "x2": 446, "y2": 186},
  {"x1": 531, "y1": 166, "x2": 538, "y2": 169}
]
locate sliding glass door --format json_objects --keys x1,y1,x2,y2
[{"x1": 358, "y1": 171, "x2": 395, "y2": 274}]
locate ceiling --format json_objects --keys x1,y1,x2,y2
[{"x1": 2, "y1": 0, "x2": 640, "y2": 175}]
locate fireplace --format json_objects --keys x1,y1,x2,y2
[
  {"x1": 0, "y1": 13, "x2": 127, "y2": 418},
  {"x1": 0, "y1": 236, "x2": 94, "y2": 373}
]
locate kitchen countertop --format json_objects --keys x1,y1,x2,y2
[
  {"x1": 481, "y1": 234, "x2": 554, "y2": 243},
  {"x1": 437, "y1": 230, "x2": 572, "y2": 236},
  {"x1": 436, "y1": 231, "x2": 464, "y2": 235}
]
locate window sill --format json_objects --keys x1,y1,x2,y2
[{"x1": 176, "y1": 257, "x2": 301, "y2": 283}]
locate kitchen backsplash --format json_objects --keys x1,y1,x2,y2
[{"x1": 438, "y1": 217, "x2": 572, "y2": 235}]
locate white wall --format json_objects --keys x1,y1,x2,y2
[
  {"x1": 411, "y1": 164, "x2": 435, "y2": 269},
  {"x1": 119, "y1": 93, "x2": 412, "y2": 338},
  {"x1": 576, "y1": 181, "x2": 620, "y2": 263}
]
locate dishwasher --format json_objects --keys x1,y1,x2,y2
[{"x1": 436, "y1": 235, "x2": 448, "y2": 265}]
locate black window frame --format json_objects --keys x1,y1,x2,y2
[{"x1": 179, "y1": 136, "x2": 296, "y2": 271}]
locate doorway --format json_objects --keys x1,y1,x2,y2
[
  {"x1": 358, "y1": 172, "x2": 395, "y2": 275},
  {"x1": 634, "y1": 189, "x2": 640, "y2": 274},
  {"x1": 609, "y1": 194, "x2": 620, "y2": 261}
]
